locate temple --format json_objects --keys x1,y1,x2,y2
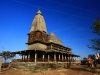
[{"x1": 12, "y1": 10, "x2": 80, "y2": 63}]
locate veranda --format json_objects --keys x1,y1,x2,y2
[{"x1": 12, "y1": 50, "x2": 80, "y2": 63}]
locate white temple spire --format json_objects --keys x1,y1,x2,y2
[{"x1": 30, "y1": 10, "x2": 47, "y2": 33}]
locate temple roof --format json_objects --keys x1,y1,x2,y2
[
  {"x1": 48, "y1": 32, "x2": 63, "y2": 45},
  {"x1": 30, "y1": 10, "x2": 47, "y2": 33}
]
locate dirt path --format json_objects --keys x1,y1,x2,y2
[{"x1": 0, "y1": 67, "x2": 99, "y2": 75}]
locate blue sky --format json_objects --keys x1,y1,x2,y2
[{"x1": 0, "y1": 0, "x2": 100, "y2": 61}]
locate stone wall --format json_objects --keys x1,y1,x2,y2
[
  {"x1": 28, "y1": 43, "x2": 47, "y2": 50},
  {"x1": 11, "y1": 62, "x2": 80, "y2": 70},
  {"x1": 28, "y1": 31, "x2": 48, "y2": 43}
]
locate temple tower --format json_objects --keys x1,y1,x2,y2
[
  {"x1": 30, "y1": 10, "x2": 47, "y2": 33},
  {"x1": 26, "y1": 10, "x2": 48, "y2": 50}
]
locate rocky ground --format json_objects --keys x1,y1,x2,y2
[{"x1": 0, "y1": 65, "x2": 100, "y2": 75}]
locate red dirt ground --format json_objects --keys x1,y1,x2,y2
[{"x1": 0, "y1": 66, "x2": 99, "y2": 75}]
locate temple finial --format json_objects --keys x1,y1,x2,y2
[
  {"x1": 36, "y1": 8, "x2": 42, "y2": 15},
  {"x1": 30, "y1": 10, "x2": 47, "y2": 33}
]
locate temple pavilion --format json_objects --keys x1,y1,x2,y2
[{"x1": 12, "y1": 10, "x2": 80, "y2": 63}]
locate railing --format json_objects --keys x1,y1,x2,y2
[{"x1": 12, "y1": 58, "x2": 77, "y2": 62}]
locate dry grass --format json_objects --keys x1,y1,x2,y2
[{"x1": 0, "y1": 65, "x2": 100, "y2": 75}]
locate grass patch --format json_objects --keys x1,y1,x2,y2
[{"x1": 30, "y1": 70, "x2": 38, "y2": 74}]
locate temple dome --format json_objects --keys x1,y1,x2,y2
[
  {"x1": 48, "y1": 33, "x2": 63, "y2": 45},
  {"x1": 30, "y1": 10, "x2": 47, "y2": 33}
]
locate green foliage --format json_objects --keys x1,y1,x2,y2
[
  {"x1": 0, "y1": 51, "x2": 15, "y2": 63},
  {"x1": 88, "y1": 17, "x2": 100, "y2": 51},
  {"x1": 91, "y1": 19, "x2": 100, "y2": 35},
  {"x1": 88, "y1": 39, "x2": 100, "y2": 50},
  {"x1": 0, "y1": 53, "x2": 2, "y2": 56},
  {"x1": 88, "y1": 54, "x2": 95, "y2": 60}
]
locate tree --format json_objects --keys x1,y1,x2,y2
[
  {"x1": 0, "y1": 51, "x2": 15, "y2": 63},
  {"x1": 92, "y1": 17, "x2": 100, "y2": 35},
  {"x1": 88, "y1": 17, "x2": 100, "y2": 51},
  {"x1": 88, "y1": 54, "x2": 95, "y2": 60}
]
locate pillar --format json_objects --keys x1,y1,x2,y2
[
  {"x1": 51, "y1": 44, "x2": 52, "y2": 49},
  {"x1": 23, "y1": 55, "x2": 25, "y2": 61},
  {"x1": 75, "y1": 57, "x2": 77, "y2": 60},
  {"x1": 18, "y1": 55, "x2": 20, "y2": 62},
  {"x1": 75, "y1": 57, "x2": 76, "y2": 60},
  {"x1": 65, "y1": 55, "x2": 66, "y2": 60},
  {"x1": 13, "y1": 55, "x2": 16, "y2": 62},
  {"x1": 54, "y1": 53, "x2": 56, "y2": 61},
  {"x1": 73, "y1": 57, "x2": 75, "y2": 60},
  {"x1": 23, "y1": 52, "x2": 25, "y2": 62},
  {"x1": 28, "y1": 52, "x2": 30, "y2": 58},
  {"x1": 76, "y1": 57, "x2": 78, "y2": 60},
  {"x1": 59, "y1": 53, "x2": 60, "y2": 61},
  {"x1": 48, "y1": 53, "x2": 50, "y2": 62},
  {"x1": 43, "y1": 52, "x2": 44, "y2": 62},
  {"x1": 63, "y1": 54, "x2": 65, "y2": 60},
  {"x1": 28, "y1": 52, "x2": 30, "y2": 62},
  {"x1": 77, "y1": 57, "x2": 78, "y2": 60},
  {"x1": 70, "y1": 56, "x2": 72, "y2": 62},
  {"x1": 35, "y1": 51, "x2": 37, "y2": 63},
  {"x1": 74, "y1": 57, "x2": 76, "y2": 61},
  {"x1": 62, "y1": 53, "x2": 63, "y2": 61},
  {"x1": 71, "y1": 56, "x2": 73, "y2": 62},
  {"x1": 67, "y1": 54, "x2": 69, "y2": 62},
  {"x1": 22, "y1": 54, "x2": 23, "y2": 61},
  {"x1": 69, "y1": 55, "x2": 70, "y2": 62}
]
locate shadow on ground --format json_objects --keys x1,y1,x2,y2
[
  {"x1": 69, "y1": 65, "x2": 100, "y2": 74},
  {"x1": 1, "y1": 68, "x2": 10, "y2": 72}
]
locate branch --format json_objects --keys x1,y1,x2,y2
[{"x1": 88, "y1": 38, "x2": 100, "y2": 50}]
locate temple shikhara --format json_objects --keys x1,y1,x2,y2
[{"x1": 12, "y1": 10, "x2": 80, "y2": 64}]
